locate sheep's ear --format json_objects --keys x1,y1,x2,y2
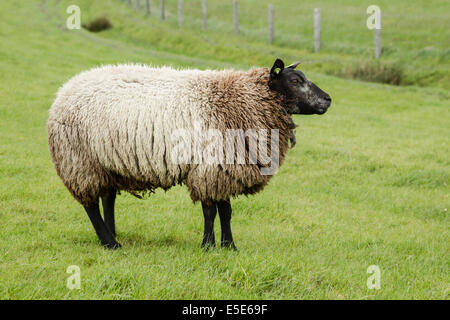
[
  {"x1": 270, "y1": 58, "x2": 284, "y2": 79},
  {"x1": 287, "y1": 61, "x2": 301, "y2": 69}
]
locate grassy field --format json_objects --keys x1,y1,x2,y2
[{"x1": 0, "y1": 0, "x2": 448, "y2": 299}]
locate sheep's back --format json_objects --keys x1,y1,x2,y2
[{"x1": 48, "y1": 65, "x2": 206, "y2": 190}]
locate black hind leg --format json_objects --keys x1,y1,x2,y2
[
  {"x1": 84, "y1": 202, "x2": 121, "y2": 249},
  {"x1": 217, "y1": 199, "x2": 237, "y2": 251},
  {"x1": 101, "y1": 189, "x2": 117, "y2": 237},
  {"x1": 201, "y1": 202, "x2": 217, "y2": 250}
]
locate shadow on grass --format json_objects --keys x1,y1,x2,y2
[{"x1": 71, "y1": 232, "x2": 198, "y2": 249}]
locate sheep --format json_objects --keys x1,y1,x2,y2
[{"x1": 47, "y1": 58, "x2": 331, "y2": 250}]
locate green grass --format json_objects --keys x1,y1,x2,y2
[{"x1": 0, "y1": 0, "x2": 448, "y2": 299}]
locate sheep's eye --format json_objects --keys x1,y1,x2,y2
[{"x1": 291, "y1": 79, "x2": 299, "y2": 84}]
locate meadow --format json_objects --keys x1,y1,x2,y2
[{"x1": 0, "y1": 0, "x2": 448, "y2": 299}]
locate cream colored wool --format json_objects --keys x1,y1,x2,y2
[{"x1": 47, "y1": 64, "x2": 292, "y2": 206}]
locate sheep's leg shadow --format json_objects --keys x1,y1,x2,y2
[
  {"x1": 201, "y1": 202, "x2": 217, "y2": 250},
  {"x1": 84, "y1": 201, "x2": 121, "y2": 249},
  {"x1": 101, "y1": 189, "x2": 117, "y2": 237},
  {"x1": 217, "y1": 199, "x2": 237, "y2": 251}
]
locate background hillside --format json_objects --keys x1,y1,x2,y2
[{"x1": 0, "y1": 0, "x2": 448, "y2": 299}]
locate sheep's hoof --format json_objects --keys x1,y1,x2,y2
[
  {"x1": 103, "y1": 241, "x2": 122, "y2": 250},
  {"x1": 201, "y1": 242, "x2": 216, "y2": 251},
  {"x1": 222, "y1": 242, "x2": 238, "y2": 251}
]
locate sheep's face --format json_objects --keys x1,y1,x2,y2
[{"x1": 269, "y1": 58, "x2": 332, "y2": 115}]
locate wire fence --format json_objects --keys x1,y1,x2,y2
[{"x1": 121, "y1": 0, "x2": 382, "y2": 58}]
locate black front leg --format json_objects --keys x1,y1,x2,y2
[
  {"x1": 101, "y1": 189, "x2": 117, "y2": 237},
  {"x1": 201, "y1": 202, "x2": 217, "y2": 249},
  {"x1": 84, "y1": 201, "x2": 121, "y2": 249},
  {"x1": 217, "y1": 199, "x2": 237, "y2": 251}
]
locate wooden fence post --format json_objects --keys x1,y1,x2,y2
[
  {"x1": 161, "y1": 0, "x2": 165, "y2": 20},
  {"x1": 202, "y1": 0, "x2": 207, "y2": 30},
  {"x1": 233, "y1": 1, "x2": 239, "y2": 35},
  {"x1": 268, "y1": 4, "x2": 274, "y2": 44},
  {"x1": 374, "y1": 12, "x2": 382, "y2": 58},
  {"x1": 146, "y1": 0, "x2": 150, "y2": 16},
  {"x1": 314, "y1": 8, "x2": 321, "y2": 53},
  {"x1": 178, "y1": 0, "x2": 183, "y2": 27}
]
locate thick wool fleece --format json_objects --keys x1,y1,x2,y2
[{"x1": 47, "y1": 65, "x2": 292, "y2": 206}]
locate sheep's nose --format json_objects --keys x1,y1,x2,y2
[{"x1": 324, "y1": 95, "x2": 332, "y2": 107}]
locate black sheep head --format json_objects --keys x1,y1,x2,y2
[{"x1": 269, "y1": 58, "x2": 332, "y2": 115}]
